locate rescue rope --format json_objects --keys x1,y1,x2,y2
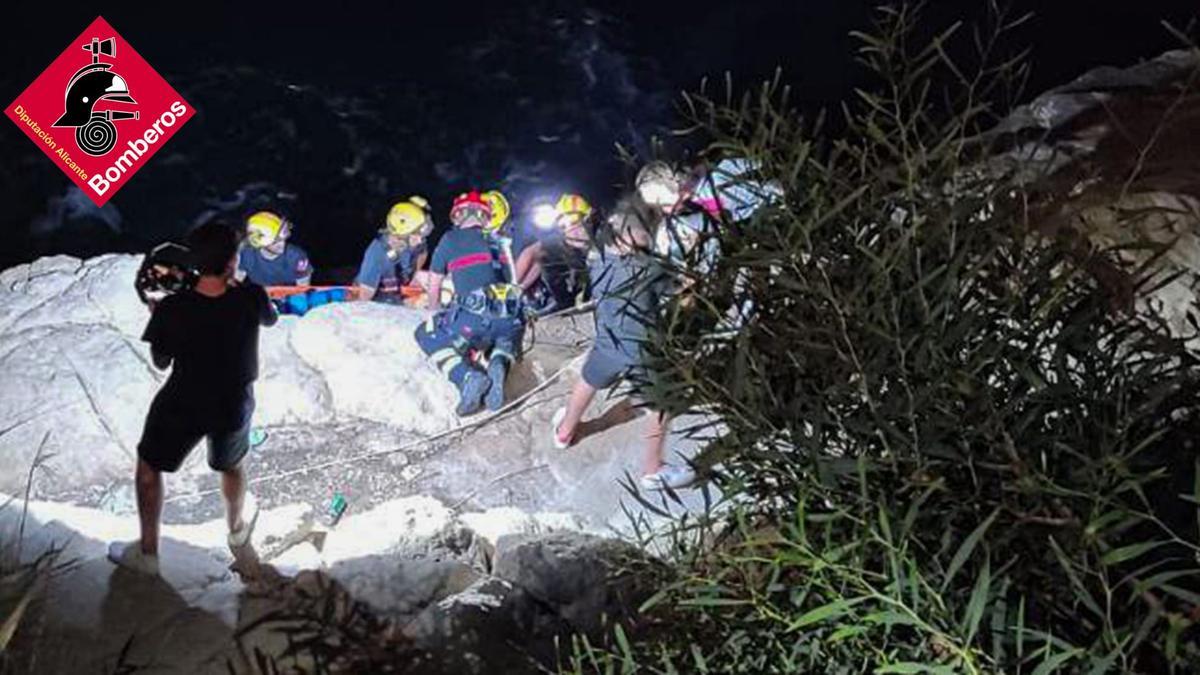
[{"x1": 164, "y1": 353, "x2": 585, "y2": 504}]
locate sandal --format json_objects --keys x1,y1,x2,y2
[{"x1": 551, "y1": 407, "x2": 573, "y2": 449}]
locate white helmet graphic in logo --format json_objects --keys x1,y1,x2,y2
[{"x1": 52, "y1": 37, "x2": 140, "y2": 156}]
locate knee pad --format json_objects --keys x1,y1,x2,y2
[{"x1": 490, "y1": 347, "x2": 515, "y2": 365}]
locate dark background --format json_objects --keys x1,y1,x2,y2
[{"x1": 0, "y1": 1, "x2": 1195, "y2": 277}]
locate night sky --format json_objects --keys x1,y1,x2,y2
[{"x1": 0, "y1": 1, "x2": 1195, "y2": 274}]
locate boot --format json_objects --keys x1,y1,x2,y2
[
  {"x1": 485, "y1": 357, "x2": 509, "y2": 411},
  {"x1": 456, "y1": 369, "x2": 491, "y2": 416}
]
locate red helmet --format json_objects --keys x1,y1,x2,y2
[{"x1": 450, "y1": 191, "x2": 492, "y2": 227}]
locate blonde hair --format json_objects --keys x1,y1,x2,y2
[
  {"x1": 637, "y1": 161, "x2": 682, "y2": 188},
  {"x1": 636, "y1": 161, "x2": 686, "y2": 209},
  {"x1": 606, "y1": 195, "x2": 658, "y2": 251}
]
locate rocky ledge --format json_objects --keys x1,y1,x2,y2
[{"x1": 1, "y1": 493, "x2": 666, "y2": 674}]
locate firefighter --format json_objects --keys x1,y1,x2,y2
[{"x1": 415, "y1": 191, "x2": 527, "y2": 415}]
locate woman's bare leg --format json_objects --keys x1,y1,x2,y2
[
  {"x1": 558, "y1": 380, "x2": 597, "y2": 443},
  {"x1": 641, "y1": 412, "x2": 671, "y2": 476}
]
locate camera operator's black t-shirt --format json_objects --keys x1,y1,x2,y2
[{"x1": 141, "y1": 284, "x2": 277, "y2": 430}]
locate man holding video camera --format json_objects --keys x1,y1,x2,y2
[{"x1": 108, "y1": 219, "x2": 278, "y2": 578}]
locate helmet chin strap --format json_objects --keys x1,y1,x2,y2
[
  {"x1": 260, "y1": 239, "x2": 286, "y2": 259},
  {"x1": 386, "y1": 235, "x2": 409, "y2": 258}
]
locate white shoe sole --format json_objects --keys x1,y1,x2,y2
[
  {"x1": 641, "y1": 468, "x2": 698, "y2": 492},
  {"x1": 639, "y1": 476, "x2": 663, "y2": 492},
  {"x1": 106, "y1": 541, "x2": 160, "y2": 576}
]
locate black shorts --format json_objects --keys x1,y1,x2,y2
[{"x1": 137, "y1": 393, "x2": 253, "y2": 473}]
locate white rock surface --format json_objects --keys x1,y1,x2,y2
[
  {"x1": 1076, "y1": 192, "x2": 1200, "y2": 343},
  {"x1": 0, "y1": 255, "x2": 712, "y2": 673},
  {"x1": 460, "y1": 506, "x2": 588, "y2": 547},
  {"x1": 0, "y1": 491, "x2": 596, "y2": 673},
  {"x1": 0, "y1": 254, "x2": 459, "y2": 497}
]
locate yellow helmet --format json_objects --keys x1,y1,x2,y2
[
  {"x1": 482, "y1": 190, "x2": 511, "y2": 233},
  {"x1": 384, "y1": 195, "x2": 432, "y2": 235},
  {"x1": 246, "y1": 211, "x2": 288, "y2": 249},
  {"x1": 555, "y1": 193, "x2": 592, "y2": 225}
]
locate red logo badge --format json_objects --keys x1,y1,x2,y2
[{"x1": 5, "y1": 16, "x2": 193, "y2": 206}]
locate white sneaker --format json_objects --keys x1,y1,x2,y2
[
  {"x1": 551, "y1": 407, "x2": 573, "y2": 450},
  {"x1": 107, "y1": 541, "x2": 160, "y2": 577},
  {"x1": 639, "y1": 465, "x2": 698, "y2": 492}
]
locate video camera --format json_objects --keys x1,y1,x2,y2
[{"x1": 135, "y1": 242, "x2": 199, "y2": 305}]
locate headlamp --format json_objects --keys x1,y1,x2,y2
[{"x1": 532, "y1": 204, "x2": 557, "y2": 230}]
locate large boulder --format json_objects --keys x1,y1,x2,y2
[
  {"x1": 991, "y1": 50, "x2": 1200, "y2": 342},
  {"x1": 492, "y1": 531, "x2": 665, "y2": 636},
  {"x1": 400, "y1": 577, "x2": 568, "y2": 675},
  {"x1": 327, "y1": 556, "x2": 483, "y2": 619},
  {"x1": 0, "y1": 254, "x2": 459, "y2": 500}
]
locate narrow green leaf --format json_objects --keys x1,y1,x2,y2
[
  {"x1": 1084, "y1": 509, "x2": 1129, "y2": 538},
  {"x1": 614, "y1": 623, "x2": 633, "y2": 662},
  {"x1": 1131, "y1": 570, "x2": 1199, "y2": 597},
  {"x1": 830, "y1": 625, "x2": 870, "y2": 642},
  {"x1": 1100, "y1": 540, "x2": 1165, "y2": 567},
  {"x1": 1159, "y1": 583, "x2": 1200, "y2": 607},
  {"x1": 901, "y1": 480, "x2": 942, "y2": 536},
  {"x1": 1047, "y1": 537, "x2": 1105, "y2": 619},
  {"x1": 1015, "y1": 595, "x2": 1027, "y2": 660},
  {"x1": 0, "y1": 585, "x2": 35, "y2": 652},
  {"x1": 637, "y1": 588, "x2": 672, "y2": 613},
  {"x1": 786, "y1": 597, "x2": 866, "y2": 632},
  {"x1": 1030, "y1": 648, "x2": 1083, "y2": 675},
  {"x1": 875, "y1": 665, "x2": 929, "y2": 674},
  {"x1": 863, "y1": 610, "x2": 920, "y2": 627},
  {"x1": 941, "y1": 508, "x2": 999, "y2": 592},
  {"x1": 1129, "y1": 604, "x2": 1163, "y2": 654},
  {"x1": 876, "y1": 664, "x2": 958, "y2": 675},
  {"x1": 963, "y1": 556, "x2": 991, "y2": 643},
  {"x1": 1084, "y1": 647, "x2": 1122, "y2": 675},
  {"x1": 1166, "y1": 613, "x2": 1187, "y2": 661}
]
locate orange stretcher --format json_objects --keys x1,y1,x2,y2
[{"x1": 266, "y1": 284, "x2": 429, "y2": 307}]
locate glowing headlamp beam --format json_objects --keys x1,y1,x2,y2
[{"x1": 532, "y1": 204, "x2": 558, "y2": 229}]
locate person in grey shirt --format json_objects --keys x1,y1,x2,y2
[{"x1": 549, "y1": 196, "x2": 697, "y2": 491}]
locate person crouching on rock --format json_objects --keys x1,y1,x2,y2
[
  {"x1": 108, "y1": 219, "x2": 278, "y2": 577},
  {"x1": 415, "y1": 191, "x2": 527, "y2": 416},
  {"x1": 236, "y1": 210, "x2": 313, "y2": 287},
  {"x1": 513, "y1": 193, "x2": 594, "y2": 315},
  {"x1": 550, "y1": 197, "x2": 698, "y2": 492},
  {"x1": 355, "y1": 196, "x2": 434, "y2": 303}
]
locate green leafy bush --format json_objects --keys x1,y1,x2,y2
[{"x1": 569, "y1": 4, "x2": 1200, "y2": 673}]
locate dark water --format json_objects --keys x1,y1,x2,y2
[{"x1": 0, "y1": 0, "x2": 1193, "y2": 276}]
